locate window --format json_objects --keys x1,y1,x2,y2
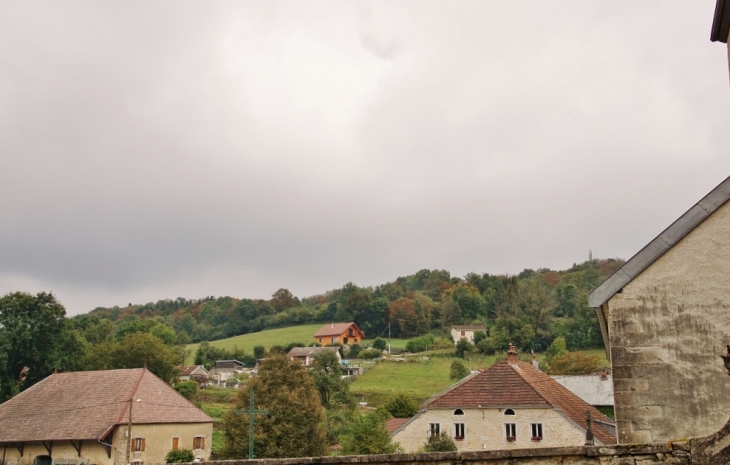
[
  {"x1": 132, "y1": 438, "x2": 145, "y2": 452},
  {"x1": 429, "y1": 423, "x2": 440, "y2": 437},
  {"x1": 453, "y1": 409, "x2": 464, "y2": 416},
  {"x1": 505, "y1": 424, "x2": 516, "y2": 441},
  {"x1": 172, "y1": 437, "x2": 179, "y2": 450},
  {"x1": 193, "y1": 436, "x2": 205, "y2": 450},
  {"x1": 531, "y1": 423, "x2": 543, "y2": 441},
  {"x1": 132, "y1": 461, "x2": 143, "y2": 465},
  {"x1": 454, "y1": 423, "x2": 465, "y2": 440},
  {"x1": 504, "y1": 408, "x2": 515, "y2": 416},
  {"x1": 461, "y1": 330, "x2": 465, "y2": 336}
]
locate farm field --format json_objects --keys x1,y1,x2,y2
[
  {"x1": 185, "y1": 324, "x2": 324, "y2": 364},
  {"x1": 184, "y1": 323, "x2": 411, "y2": 364}
]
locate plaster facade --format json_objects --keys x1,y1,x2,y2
[
  {"x1": 0, "y1": 423, "x2": 212, "y2": 465},
  {"x1": 606, "y1": 200, "x2": 730, "y2": 443},
  {"x1": 392, "y1": 407, "x2": 586, "y2": 453}
]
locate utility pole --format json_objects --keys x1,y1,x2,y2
[
  {"x1": 126, "y1": 397, "x2": 133, "y2": 465},
  {"x1": 388, "y1": 323, "x2": 391, "y2": 355}
]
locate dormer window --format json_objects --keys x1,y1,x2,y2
[
  {"x1": 453, "y1": 409, "x2": 464, "y2": 416},
  {"x1": 504, "y1": 408, "x2": 515, "y2": 416}
]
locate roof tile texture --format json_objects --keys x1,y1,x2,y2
[
  {"x1": 0, "y1": 368, "x2": 212, "y2": 442},
  {"x1": 427, "y1": 360, "x2": 616, "y2": 445}
]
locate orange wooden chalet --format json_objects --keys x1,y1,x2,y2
[{"x1": 314, "y1": 322, "x2": 364, "y2": 346}]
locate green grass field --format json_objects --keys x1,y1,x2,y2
[{"x1": 185, "y1": 324, "x2": 325, "y2": 364}]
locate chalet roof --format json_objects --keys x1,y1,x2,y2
[
  {"x1": 551, "y1": 374, "x2": 614, "y2": 407},
  {"x1": 0, "y1": 368, "x2": 213, "y2": 443},
  {"x1": 425, "y1": 359, "x2": 616, "y2": 445},
  {"x1": 712, "y1": 0, "x2": 730, "y2": 43},
  {"x1": 452, "y1": 325, "x2": 487, "y2": 331},
  {"x1": 287, "y1": 346, "x2": 340, "y2": 357},
  {"x1": 313, "y1": 322, "x2": 361, "y2": 337},
  {"x1": 587, "y1": 175, "x2": 730, "y2": 348},
  {"x1": 179, "y1": 365, "x2": 209, "y2": 376}
]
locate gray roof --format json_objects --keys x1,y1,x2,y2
[
  {"x1": 551, "y1": 374, "x2": 614, "y2": 407},
  {"x1": 588, "y1": 175, "x2": 730, "y2": 309}
]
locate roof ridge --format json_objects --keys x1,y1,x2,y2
[{"x1": 114, "y1": 368, "x2": 146, "y2": 426}]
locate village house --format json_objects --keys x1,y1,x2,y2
[
  {"x1": 450, "y1": 325, "x2": 487, "y2": 345},
  {"x1": 0, "y1": 368, "x2": 213, "y2": 465},
  {"x1": 178, "y1": 365, "x2": 211, "y2": 386},
  {"x1": 287, "y1": 346, "x2": 341, "y2": 366},
  {"x1": 588, "y1": 175, "x2": 730, "y2": 444},
  {"x1": 313, "y1": 322, "x2": 364, "y2": 346},
  {"x1": 391, "y1": 345, "x2": 615, "y2": 452}
]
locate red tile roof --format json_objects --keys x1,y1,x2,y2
[
  {"x1": 452, "y1": 325, "x2": 487, "y2": 331},
  {"x1": 426, "y1": 360, "x2": 616, "y2": 445},
  {"x1": 0, "y1": 368, "x2": 213, "y2": 442},
  {"x1": 386, "y1": 418, "x2": 410, "y2": 435},
  {"x1": 313, "y1": 322, "x2": 361, "y2": 337}
]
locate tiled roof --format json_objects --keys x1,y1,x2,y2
[
  {"x1": 0, "y1": 368, "x2": 213, "y2": 442},
  {"x1": 313, "y1": 322, "x2": 360, "y2": 337},
  {"x1": 426, "y1": 360, "x2": 616, "y2": 445},
  {"x1": 452, "y1": 325, "x2": 487, "y2": 331},
  {"x1": 287, "y1": 346, "x2": 339, "y2": 357},
  {"x1": 386, "y1": 418, "x2": 410, "y2": 435},
  {"x1": 179, "y1": 365, "x2": 208, "y2": 376}
]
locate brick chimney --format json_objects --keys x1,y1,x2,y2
[{"x1": 507, "y1": 343, "x2": 518, "y2": 365}]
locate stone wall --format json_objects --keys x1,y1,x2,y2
[
  {"x1": 606, "y1": 200, "x2": 730, "y2": 443},
  {"x1": 202, "y1": 443, "x2": 692, "y2": 465}
]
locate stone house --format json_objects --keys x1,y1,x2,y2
[
  {"x1": 391, "y1": 346, "x2": 615, "y2": 452},
  {"x1": 287, "y1": 346, "x2": 341, "y2": 366},
  {"x1": 450, "y1": 325, "x2": 487, "y2": 345},
  {"x1": 588, "y1": 175, "x2": 730, "y2": 444},
  {"x1": 313, "y1": 322, "x2": 364, "y2": 346},
  {"x1": 0, "y1": 368, "x2": 214, "y2": 465},
  {"x1": 178, "y1": 365, "x2": 211, "y2": 386}
]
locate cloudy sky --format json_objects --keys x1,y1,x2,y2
[{"x1": 1, "y1": 1, "x2": 728, "y2": 315}]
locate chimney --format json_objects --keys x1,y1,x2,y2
[
  {"x1": 507, "y1": 343, "x2": 518, "y2": 365},
  {"x1": 331, "y1": 322, "x2": 334, "y2": 328},
  {"x1": 601, "y1": 369, "x2": 607, "y2": 380},
  {"x1": 532, "y1": 351, "x2": 540, "y2": 371}
]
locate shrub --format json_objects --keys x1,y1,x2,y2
[
  {"x1": 360, "y1": 348, "x2": 382, "y2": 360},
  {"x1": 385, "y1": 392, "x2": 418, "y2": 418},
  {"x1": 348, "y1": 344, "x2": 361, "y2": 359},
  {"x1": 455, "y1": 338, "x2": 475, "y2": 358},
  {"x1": 405, "y1": 335, "x2": 435, "y2": 353},
  {"x1": 476, "y1": 337, "x2": 498, "y2": 355},
  {"x1": 372, "y1": 338, "x2": 387, "y2": 350},
  {"x1": 473, "y1": 330, "x2": 487, "y2": 345},
  {"x1": 165, "y1": 449, "x2": 194, "y2": 463},
  {"x1": 173, "y1": 381, "x2": 197, "y2": 400},
  {"x1": 449, "y1": 360, "x2": 469, "y2": 380},
  {"x1": 424, "y1": 432, "x2": 457, "y2": 452}
]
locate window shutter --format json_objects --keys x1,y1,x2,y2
[
  {"x1": 201, "y1": 437, "x2": 205, "y2": 449},
  {"x1": 141, "y1": 439, "x2": 146, "y2": 452},
  {"x1": 172, "y1": 437, "x2": 179, "y2": 450}
]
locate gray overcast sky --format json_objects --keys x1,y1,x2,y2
[{"x1": 1, "y1": 1, "x2": 729, "y2": 315}]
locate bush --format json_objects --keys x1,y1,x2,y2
[
  {"x1": 165, "y1": 449, "x2": 194, "y2": 463},
  {"x1": 360, "y1": 348, "x2": 382, "y2": 360},
  {"x1": 449, "y1": 360, "x2": 469, "y2": 380},
  {"x1": 372, "y1": 338, "x2": 387, "y2": 350},
  {"x1": 385, "y1": 392, "x2": 418, "y2": 418},
  {"x1": 455, "y1": 338, "x2": 475, "y2": 358},
  {"x1": 405, "y1": 335, "x2": 435, "y2": 353},
  {"x1": 173, "y1": 381, "x2": 197, "y2": 400},
  {"x1": 473, "y1": 330, "x2": 487, "y2": 345},
  {"x1": 424, "y1": 432, "x2": 457, "y2": 452},
  {"x1": 547, "y1": 352, "x2": 602, "y2": 375},
  {"x1": 348, "y1": 344, "x2": 361, "y2": 359},
  {"x1": 476, "y1": 337, "x2": 498, "y2": 355}
]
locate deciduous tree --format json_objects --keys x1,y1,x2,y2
[{"x1": 222, "y1": 354, "x2": 326, "y2": 458}]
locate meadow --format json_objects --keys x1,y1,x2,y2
[{"x1": 184, "y1": 324, "x2": 410, "y2": 364}]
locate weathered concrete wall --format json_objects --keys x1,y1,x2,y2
[
  {"x1": 126, "y1": 423, "x2": 213, "y2": 465},
  {"x1": 607, "y1": 200, "x2": 730, "y2": 443},
  {"x1": 392, "y1": 407, "x2": 586, "y2": 452}
]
